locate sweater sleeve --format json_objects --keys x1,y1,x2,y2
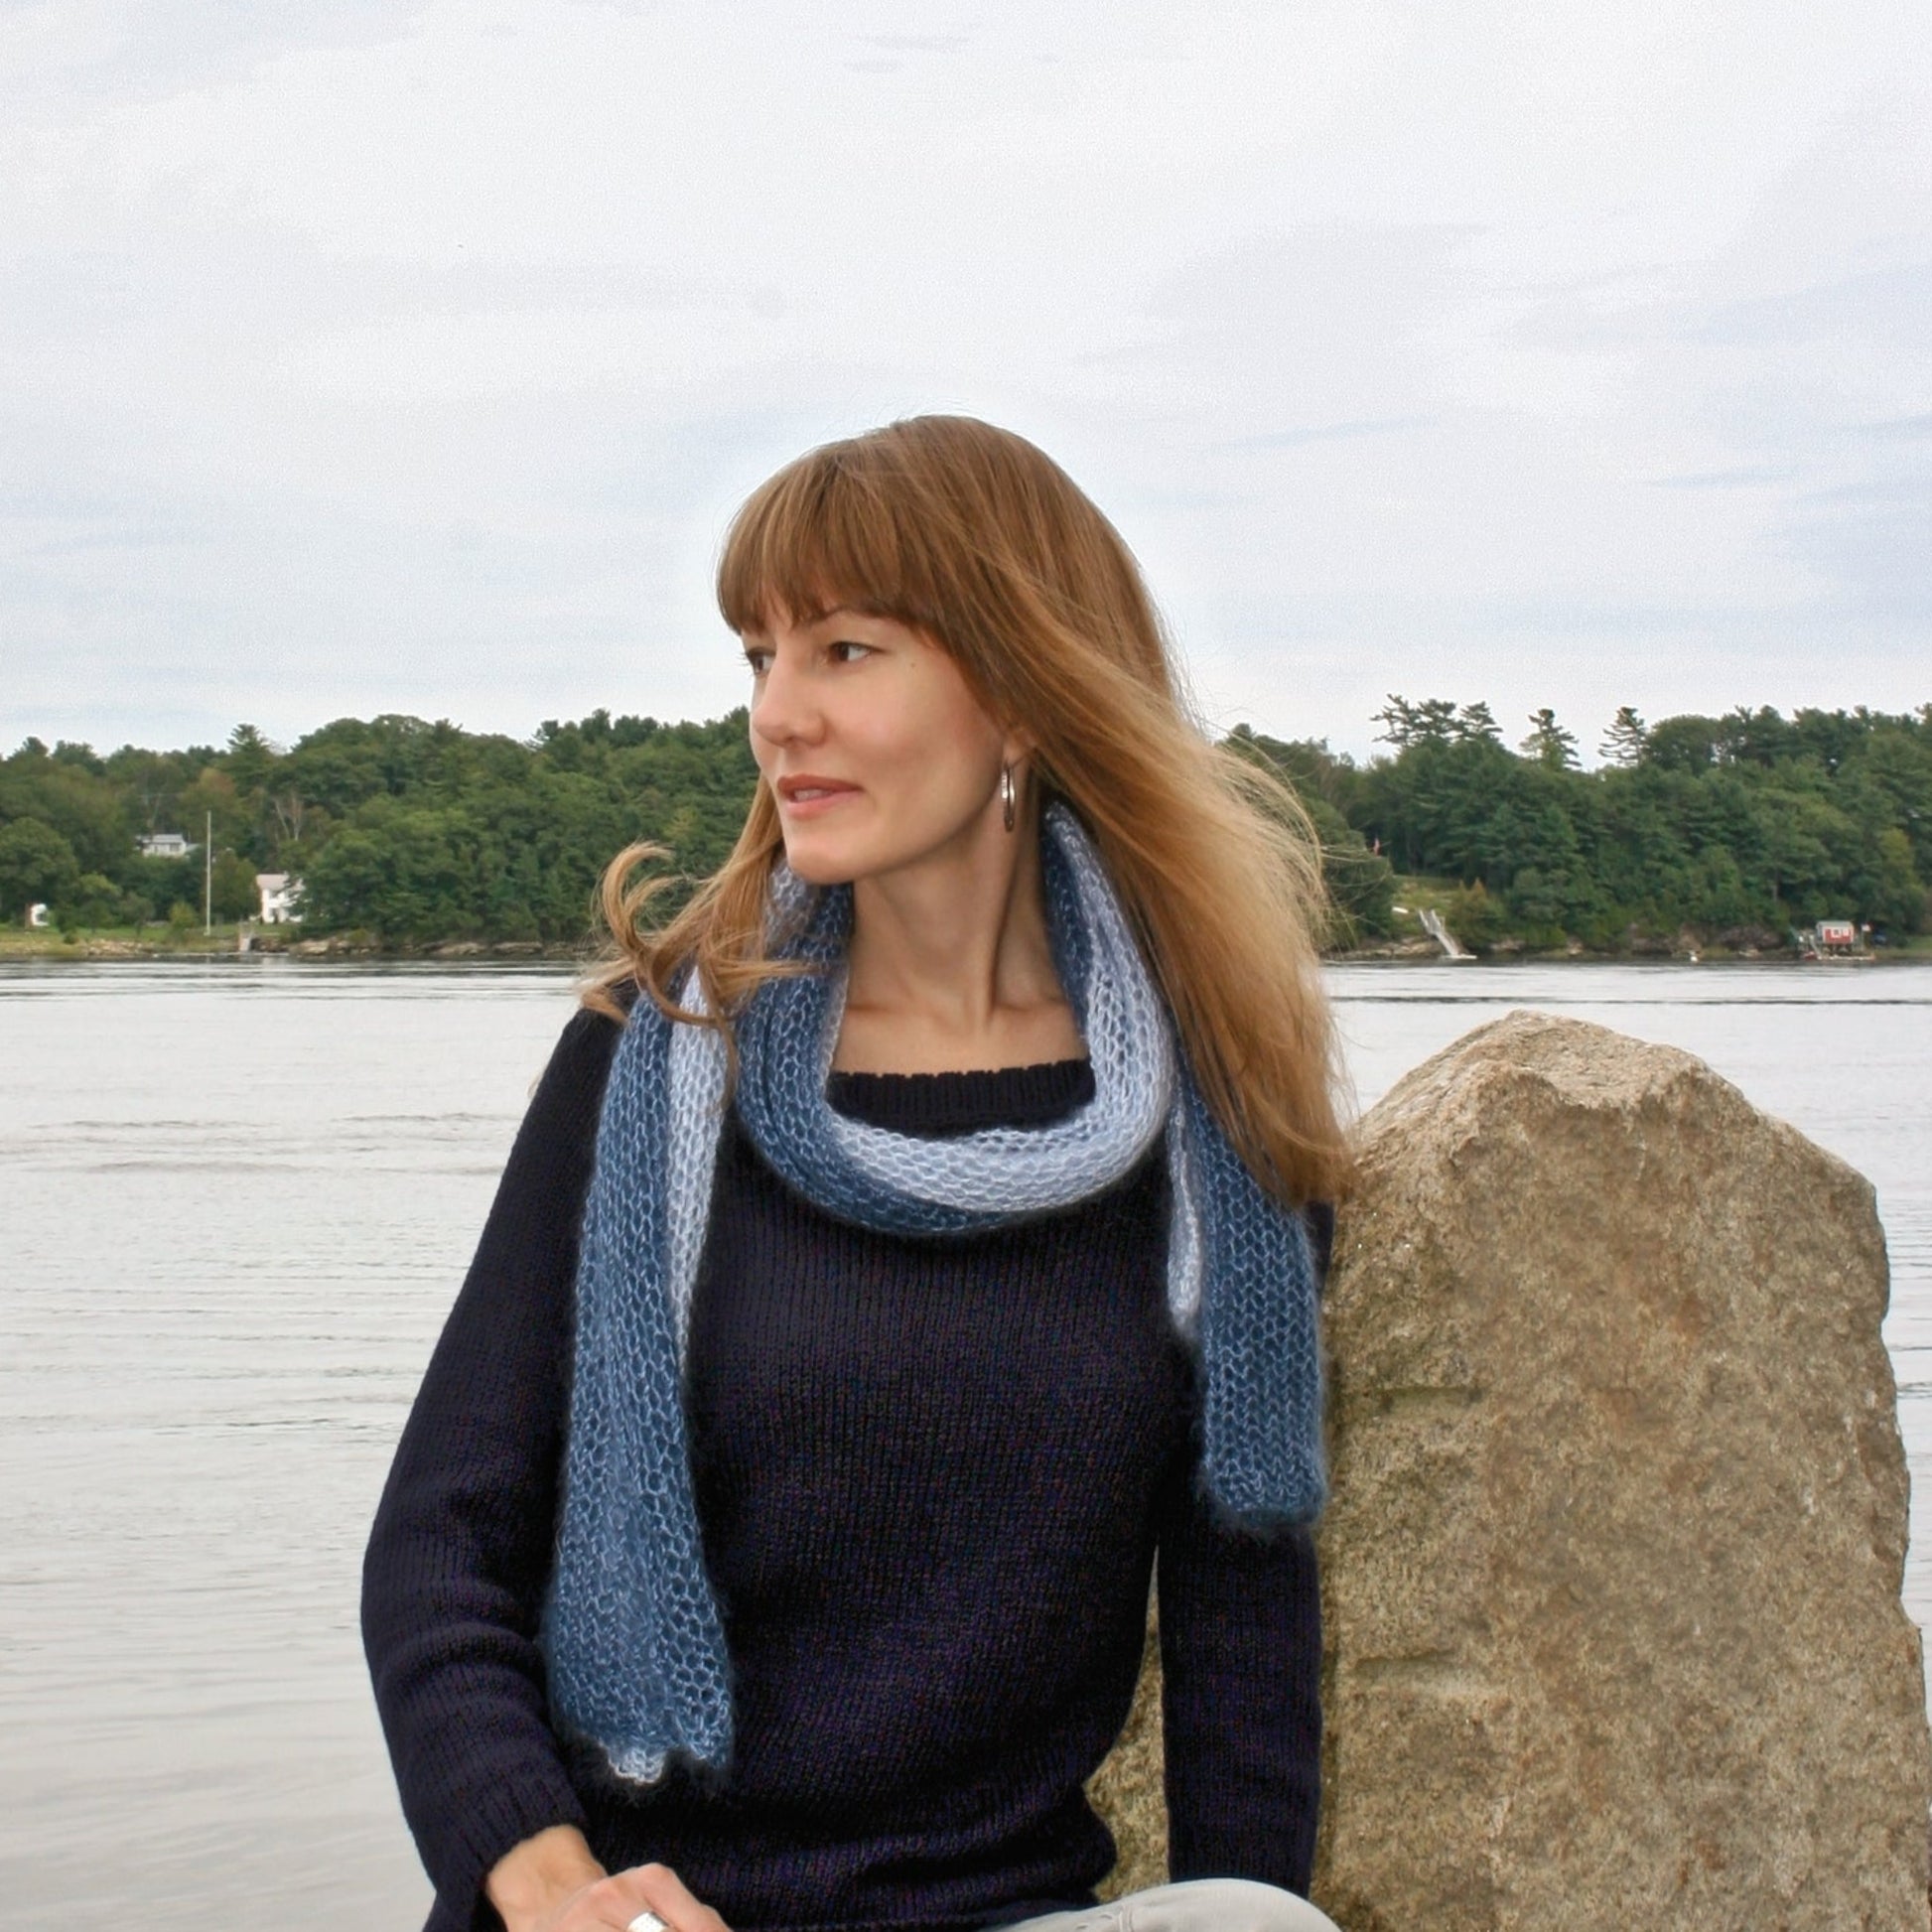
[
  {"x1": 361, "y1": 1005, "x2": 621, "y2": 1931},
  {"x1": 1153, "y1": 1201, "x2": 1330, "y2": 1898}
]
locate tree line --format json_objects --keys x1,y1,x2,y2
[
  {"x1": 0, "y1": 711, "x2": 756, "y2": 943},
  {"x1": 1238, "y1": 699, "x2": 1930, "y2": 949},
  {"x1": 1, "y1": 698, "x2": 1926, "y2": 952}
]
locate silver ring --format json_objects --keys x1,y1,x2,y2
[{"x1": 626, "y1": 1914, "x2": 669, "y2": 1932}]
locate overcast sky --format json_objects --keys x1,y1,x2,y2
[{"x1": 3, "y1": 0, "x2": 1926, "y2": 765}]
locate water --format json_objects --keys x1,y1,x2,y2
[{"x1": 0, "y1": 957, "x2": 1927, "y2": 1928}]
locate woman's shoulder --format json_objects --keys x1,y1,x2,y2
[
  {"x1": 562, "y1": 970, "x2": 649, "y2": 1047},
  {"x1": 539, "y1": 983, "x2": 636, "y2": 1105}
]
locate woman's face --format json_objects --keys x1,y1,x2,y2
[{"x1": 742, "y1": 605, "x2": 1021, "y2": 888}]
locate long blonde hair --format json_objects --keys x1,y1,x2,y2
[{"x1": 585, "y1": 415, "x2": 1351, "y2": 1204}]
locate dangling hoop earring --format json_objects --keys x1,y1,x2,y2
[{"x1": 1000, "y1": 761, "x2": 1018, "y2": 833}]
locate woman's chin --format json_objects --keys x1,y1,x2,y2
[{"x1": 776, "y1": 836, "x2": 862, "y2": 888}]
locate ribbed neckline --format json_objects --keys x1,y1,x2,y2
[{"x1": 825, "y1": 1057, "x2": 1096, "y2": 1139}]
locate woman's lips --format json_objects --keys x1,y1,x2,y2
[{"x1": 777, "y1": 781, "x2": 860, "y2": 818}]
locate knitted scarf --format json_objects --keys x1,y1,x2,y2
[{"x1": 542, "y1": 802, "x2": 1324, "y2": 1785}]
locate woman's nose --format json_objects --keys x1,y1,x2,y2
[{"x1": 751, "y1": 650, "x2": 822, "y2": 748}]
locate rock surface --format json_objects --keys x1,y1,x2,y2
[
  {"x1": 1086, "y1": 1606, "x2": 1167, "y2": 1900},
  {"x1": 1314, "y1": 1011, "x2": 1928, "y2": 1928},
  {"x1": 1086, "y1": 1010, "x2": 1928, "y2": 1927}
]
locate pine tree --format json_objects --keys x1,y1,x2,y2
[
  {"x1": 1521, "y1": 708, "x2": 1580, "y2": 769},
  {"x1": 1599, "y1": 706, "x2": 1647, "y2": 766},
  {"x1": 1372, "y1": 696, "x2": 1458, "y2": 749}
]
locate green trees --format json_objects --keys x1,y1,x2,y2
[
  {"x1": 0, "y1": 709, "x2": 764, "y2": 944},
  {"x1": 0, "y1": 817, "x2": 80, "y2": 917},
  {"x1": 1346, "y1": 698, "x2": 1931, "y2": 948},
  {"x1": 280, "y1": 711, "x2": 760, "y2": 944},
  {"x1": 1520, "y1": 708, "x2": 1581, "y2": 771},
  {"x1": 2, "y1": 698, "x2": 1926, "y2": 951},
  {"x1": 1221, "y1": 726, "x2": 1398, "y2": 943},
  {"x1": 0, "y1": 743, "x2": 132, "y2": 878},
  {"x1": 210, "y1": 850, "x2": 262, "y2": 922},
  {"x1": 1598, "y1": 707, "x2": 1647, "y2": 766},
  {"x1": 300, "y1": 810, "x2": 480, "y2": 941}
]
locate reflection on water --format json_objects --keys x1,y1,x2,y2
[{"x1": 1, "y1": 957, "x2": 1927, "y2": 1928}]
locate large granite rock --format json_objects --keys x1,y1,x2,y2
[
  {"x1": 1315, "y1": 1011, "x2": 1928, "y2": 1928},
  {"x1": 1086, "y1": 1011, "x2": 1928, "y2": 1927},
  {"x1": 1087, "y1": 1605, "x2": 1168, "y2": 1900}
]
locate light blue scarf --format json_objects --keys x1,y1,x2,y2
[{"x1": 542, "y1": 802, "x2": 1324, "y2": 1784}]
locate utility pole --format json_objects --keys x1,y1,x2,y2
[{"x1": 204, "y1": 809, "x2": 212, "y2": 934}]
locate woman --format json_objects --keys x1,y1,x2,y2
[{"x1": 363, "y1": 416, "x2": 1350, "y2": 1932}]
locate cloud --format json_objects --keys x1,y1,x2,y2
[
  {"x1": 0, "y1": 0, "x2": 1927, "y2": 763},
  {"x1": 1648, "y1": 466, "x2": 1797, "y2": 490},
  {"x1": 1853, "y1": 411, "x2": 1932, "y2": 443},
  {"x1": 1229, "y1": 418, "x2": 1435, "y2": 452}
]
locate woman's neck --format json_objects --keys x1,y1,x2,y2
[{"x1": 830, "y1": 813, "x2": 1085, "y2": 1075}]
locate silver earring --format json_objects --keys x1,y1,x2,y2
[{"x1": 1000, "y1": 761, "x2": 1017, "y2": 833}]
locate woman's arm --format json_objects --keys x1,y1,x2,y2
[
  {"x1": 361, "y1": 1006, "x2": 621, "y2": 1928},
  {"x1": 1154, "y1": 1203, "x2": 1331, "y2": 1896},
  {"x1": 1155, "y1": 1479, "x2": 1322, "y2": 1894}
]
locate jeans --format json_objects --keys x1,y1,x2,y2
[{"x1": 999, "y1": 1879, "x2": 1341, "y2": 1932}]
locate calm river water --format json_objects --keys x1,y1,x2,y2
[{"x1": 1, "y1": 958, "x2": 1927, "y2": 1928}]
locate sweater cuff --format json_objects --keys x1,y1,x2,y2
[{"x1": 434, "y1": 1758, "x2": 592, "y2": 1932}]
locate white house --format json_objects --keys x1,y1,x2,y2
[
  {"x1": 256, "y1": 873, "x2": 303, "y2": 923},
  {"x1": 137, "y1": 831, "x2": 193, "y2": 859}
]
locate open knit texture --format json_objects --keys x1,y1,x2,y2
[{"x1": 543, "y1": 804, "x2": 1325, "y2": 1787}]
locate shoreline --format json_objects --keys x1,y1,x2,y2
[
  {"x1": 0, "y1": 930, "x2": 584, "y2": 965},
  {"x1": 6, "y1": 930, "x2": 1928, "y2": 968}
]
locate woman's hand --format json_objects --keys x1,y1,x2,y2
[{"x1": 486, "y1": 1825, "x2": 731, "y2": 1932}]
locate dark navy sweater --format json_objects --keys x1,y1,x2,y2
[{"x1": 361, "y1": 1006, "x2": 1324, "y2": 1932}]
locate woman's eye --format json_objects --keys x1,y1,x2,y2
[
  {"x1": 831, "y1": 641, "x2": 872, "y2": 663},
  {"x1": 743, "y1": 650, "x2": 771, "y2": 676}
]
